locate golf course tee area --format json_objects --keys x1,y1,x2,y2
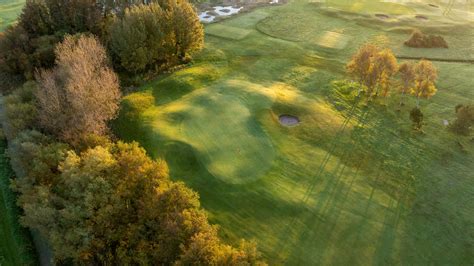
[{"x1": 114, "y1": 0, "x2": 474, "y2": 264}]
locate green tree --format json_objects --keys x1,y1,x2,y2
[
  {"x1": 108, "y1": 3, "x2": 168, "y2": 73},
  {"x1": 46, "y1": 0, "x2": 103, "y2": 34},
  {"x1": 0, "y1": 0, "x2": 106, "y2": 79},
  {"x1": 410, "y1": 107, "x2": 423, "y2": 131},
  {"x1": 35, "y1": 34, "x2": 121, "y2": 144},
  {"x1": 109, "y1": 1, "x2": 203, "y2": 73},
  {"x1": 1, "y1": 82, "x2": 38, "y2": 141},
  {"x1": 18, "y1": 0, "x2": 53, "y2": 37},
  {"x1": 171, "y1": 0, "x2": 204, "y2": 62}
]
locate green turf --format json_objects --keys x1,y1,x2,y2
[
  {"x1": 0, "y1": 0, "x2": 24, "y2": 31},
  {"x1": 205, "y1": 24, "x2": 253, "y2": 40},
  {"x1": 115, "y1": 0, "x2": 474, "y2": 264},
  {"x1": 0, "y1": 141, "x2": 37, "y2": 265}
]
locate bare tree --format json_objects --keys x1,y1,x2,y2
[{"x1": 36, "y1": 34, "x2": 121, "y2": 144}]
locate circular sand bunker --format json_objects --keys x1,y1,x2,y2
[
  {"x1": 279, "y1": 114, "x2": 300, "y2": 127},
  {"x1": 375, "y1": 14, "x2": 389, "y2": 19}
]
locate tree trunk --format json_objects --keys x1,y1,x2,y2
[{"x1": 399, "y1": 90, "x2": 405, "y2": 106}]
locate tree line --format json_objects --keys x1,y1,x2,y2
[
  {"x1": 0, "y1": 0, "x2": 266, "y2": 264},
  {"x1": 345, "y1": 43, "x2": 473, "y2": 134},
  {"x1": 346, "y1": 43, "x2": 438, "y2": 131},
  {"x1": 0, "y1": 0, "x2": 203, "y2": 83}
]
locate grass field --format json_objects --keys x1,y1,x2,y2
[
  {"x1": 0, "y1": 0, "x2": 23, "y2": 31},
  {"x1": 0, "y1": 141, "x2": 37, "y2": 265},
  {"x1": 116, "y1": 0, "x2": 474, "y2": 264}
]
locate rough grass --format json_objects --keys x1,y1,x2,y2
[
  {"x1": 0, "y1": 141, "x2": 37, "y2": 265},
  {"x1": 0, "y1": 0, "x2": 24, "y2": 31},
  {"x1": 321, "y1": 0, "x2": 416, "y2": 15},
  {"x1": 313, "y1": 31, "x2": 350, "y2": 49}
]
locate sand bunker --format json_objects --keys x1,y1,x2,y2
[
  {"x1": 214, "y1": 6, "x2": 243, "y2": 16},
  {"x1": 199, "y1": 6, "x2": 243, "y2": 23},
  {"x1": 199, "y1": 12, "x2": 216, "y2": 23},
  {"x1": 375, "y1": 14, "x2": 389, "y2": 19},
  {"x1": 279, "y1": 114, "x2": 300, "y2": 126}
]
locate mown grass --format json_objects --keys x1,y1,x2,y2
[
  {"x1": 115, "y1": 0, "x2": 473, "y2": 264},
  {"x1": 0, "y1": 141, "x2": 37, "y2": 265},
  {"x1": 0, "y1": 0, "x2": 24, "y2": 31}
]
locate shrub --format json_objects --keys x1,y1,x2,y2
[
  {"x1": 35, "y1": 34, "x2": 121, "y2": 144},
  {"x1": 450, "y1": 104, "x2": 474, "y2": 135},
  {"x1": 410, "y1": 107, "x2": 423, "y2": 131},
  {"x1": 404, "y1": 30, "x2": 448, "y2": 48}
]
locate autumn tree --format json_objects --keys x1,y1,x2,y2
[
  {"x1": 450, "y1": 104, "x2": 474, "y2": 135},
  {"x1": 13, "y1": 140, "x2": 265, "y2": 264},
  {"x1": 35, "y1": 34, "x2": 121, "y2": 144},
  {"x1": 371, "y1": 48, "x2": 398, "y2": 98},
  {"x1": 177, "y1": 230, "x2": 266, "y2": 265},
  {"x1": 398, "y1": 62, "x2": 416, "y2": 106},
  {"x1": 347, "y1": 44, "x2": 398, "y2": 99},
  {"x1": 346, "y1": 43, "x2": 380, "y2": 94},
  {"x1": 411, "y1": 59, "x2": 438, "y2": 108}
]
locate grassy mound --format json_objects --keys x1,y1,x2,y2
[{"x1": 404, "y1": 30, "x2": 449, "y2": 48}]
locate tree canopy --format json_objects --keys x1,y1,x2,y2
[
  {"x1": 35, "y1": 34, "x2": 121, "y2": 144},
  {"x1": 109, "y1": 1, "x2": 203, "y2": 73}
]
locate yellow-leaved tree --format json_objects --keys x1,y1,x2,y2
[
  {"x1": 346, "y1": 43, "x2": 380, "y2": 94},
  {"x1": 411, "y1": 59, "x2": 438, "y2": 108},
  {"x1": 398, "y1": 62, "x2": 416, "y2": 106}
]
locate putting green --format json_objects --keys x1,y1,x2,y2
[{"x1": 138, "y1": 79, "x2": 280, "y2": 184}]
